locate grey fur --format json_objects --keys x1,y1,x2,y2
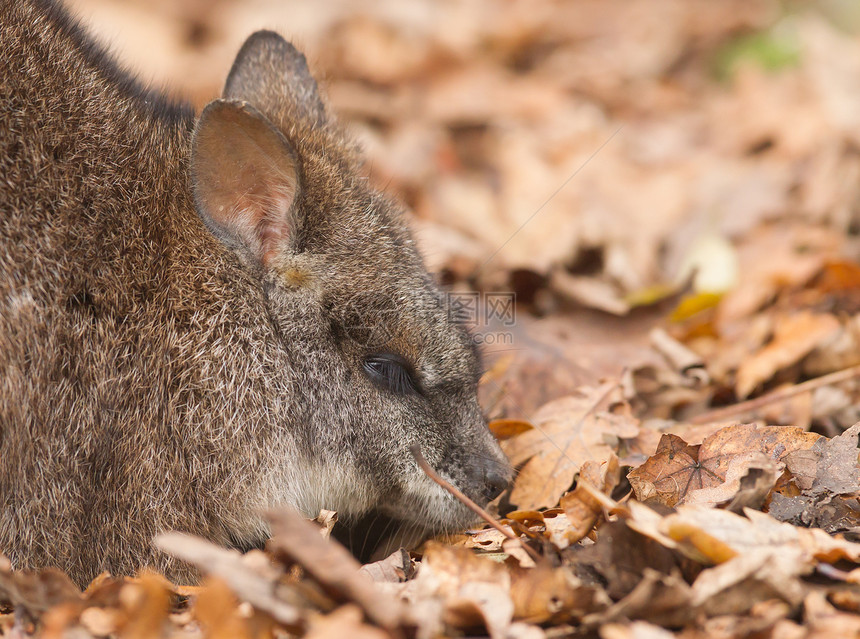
[{"x1": 0, "y1": 0, "x2": 510, "y2": 585}]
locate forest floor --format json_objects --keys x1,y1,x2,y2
[{"x1": 5, "y1": 0, "x2": 860, "y2": 637}]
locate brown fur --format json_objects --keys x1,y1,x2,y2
[{"x1": 0, "y1": 0, "x2": 510, "y2": 586}]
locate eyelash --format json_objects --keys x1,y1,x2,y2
[{"x1": 362, "y1": 354, "x2": 419, "y2": 395}]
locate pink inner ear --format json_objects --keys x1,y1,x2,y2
[
  {"x1": 258, "y1": 191, "x2": 294, "y2": 266},
  {"x1": 192, "y1": 100, "x2": 300, "y2": 267}
]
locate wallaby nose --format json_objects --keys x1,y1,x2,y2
[
  {"x1": 483, "y1": 467, "x2": 509, "y2": 502},
  {"x1": 466, "y1": 457, "x2": 510, "y2": 503}
]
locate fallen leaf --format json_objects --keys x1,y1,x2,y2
[
  {"x1": 266, "y1": 509, "x2": 403, "y2": 631},
  {"x1": 304, "y1": 604, "x2": 392, "y2": 639},
  {"x1": 627, "y1": 434, "x2": 717, "y2": 507},
  {"x1": 413, "y1": 543, "x2": 511, "y2": 637},
  {"x1": 804, "y1": 590, "x2": 860, "y2": 637},
  {"x1": 560, "y1": 454, "x2": 621, "y2": 544},
  {"x1": 509, "y1": 564, "x2": 608, "y2": 624},
  {"x1": 586, "y1": 569, "x2": 694, "y2": 628},
  {"x1": 79, "y1": 606, "x2": 121, "y2": 636},
  {"x1": 155, "y1": 532, "x2": 303, "y2": 628},
  {"x1": 504, "y1": 383, "x2": 637, "y2": 510},
  {"x1": 783, "y1": 422, "x2": 860, "y2": 497},
  {"x1": 735, "y1": 311, "x2": 841, "y2": 398},
  {"x1": 194, "y1": 577, "x2": 251, "y2": 639},
  {"x1": 628, "y1": 424, "x2": 823, "y2": 507},
  {"x1": 358, "y1": 549, "x2": 414, "y2": 583},
  {"x1": 488, "y1": 419, "x2": 534, "y2": 440},
  {"x1": 0, "y1": 562, "x2": 80, "y2": 616},
  {"x1": 118, "y1": 571, "x2": 172, "y2": 639},
  {"x1": 684, "y1": 452, "x2": 780, "y2": 510},
  {"x1": 691, "y1": 552, "x2": 806, "y2": 615}
]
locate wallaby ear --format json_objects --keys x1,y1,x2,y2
[
  {"x1": 224, "y1": 31, "x2": 325, "y2": 125},
  {"x1": 191, "y1": 99, "x2": 299, "y2": 268}
]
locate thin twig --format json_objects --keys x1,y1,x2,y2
[
  {"x1": 409, "y1": 445, "x2": 542, "y2": 561},
  {"x1": 691, "y1": 363, "x2": 860, "y2": 424}
]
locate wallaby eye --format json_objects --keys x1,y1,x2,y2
[{"x1": 363, "y1": 354, "x2": 419, "y2": 395}]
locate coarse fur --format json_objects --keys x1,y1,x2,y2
[{"x1": 0, "y1": 0, "x2": 510, "y2": 585}]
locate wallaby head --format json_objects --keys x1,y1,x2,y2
[
  {"x1": 190, "y1": 31, "x2": 511, "y2": 554},
  {"x1": 0, "y1": 1, "x2": 510, "y2": 584}
]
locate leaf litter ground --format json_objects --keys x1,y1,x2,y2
[{"x1": 8, "y1": 0, "x2": 860, "y2": 636}]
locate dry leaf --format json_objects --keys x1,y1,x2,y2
[
  {"x1": 118, "y1": 571, "x2": 171, "y2": 639},
  {"x1": 266, "y1": 509, "x2": 403, "y2": 631},
  {"x1": 783, "y1": 422, "x2": 860, "y2": 497},
  {"x1": 504, "y1": 383, "x2": 637, "y2": 510},
  {"x1": 413, "y1": 543, "x2": 511, "y2": 637},
  {"x1": 194, "y1": 577, "x2": 255, "y2": 639},
  {"x1": 358, "y1": 549, "x2": 413, "y2": 583},
  {"x1": 560, "y1": 454, "x2": 621, "y2": 544},
  {"x1": 155, "y1": 532, "x2": 303, "y2": 627},
  {"x1": 304, "y1": 604, "x2": 392, "y2": 639},
  {"x1": 736, "y1": 311, "x2": 841, "y2": 398},
  {"x1": 629, "y1": 424, "x2": 823, "y2": 507}
]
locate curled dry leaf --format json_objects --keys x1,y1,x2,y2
[
  {"x1": 666, "y1": 506, "x2": 860, "y2": 570},
  {"x1": 586, "y1": 568, "x2": 694, "y2": 629},
  {"x1": 314, "y1": 510, "x2": 339, "y2": 540},
  {"x1": 735, "y1": 311, "x2": 842, "y2": 398},
  {"x1": 118, "y1": 571, "x2": 172, "y2": 639},
  {"x1": 358, "y1": 549, "x2": 414, "y2": 584},
  {"x1": 560, "y1": 454, "x2": 621, "y2": 545},
  {"x1": 266, "y1": 509, "x2": 403, "y2": 631},
  {"x1": 0, "y1": 563, "x2": 80, "y2": 617},
  {"x1": 509, "y1": 564, "x2": 609, "y2": 625},
  {"x1": 155, "y1": 532, "x2": 303, "y2": 628},
  {"x1": 690, "y1": 551, "x2": 807, "y2": 615}
]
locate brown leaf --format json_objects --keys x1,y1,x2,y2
[
  {"x1": 194, "y1": 577, "x2": 251, "y2": 639},
  {"x1": 413, "y1": 543, "x2": 512, "y2": 637},
  {"x1": 627, "y1": 434, "x2": 716, "y2": 507},
  {"x1": 314, "y1": 510, "x2": 339, "y2": 540},
  {"x1": 155, "y1": 532, "x2": 303, "y2": 627},
  {"x1": 509, "y1": 564, "x2": 608, "y2": 624},
  {"x1": 696, "y1": 423, "x2": 822, "y2": 479},
  {"x1": 560, "y1": 454, "x2": 620, "y2": 544},
  {"x1": 488, "y1": 419, "x2": 534, "y2": 440},
  {"x1": 79, "y1": 606, "x2": 122, "y2": 637},
  {"x1": 118, "y1": 571, "x2": 171, "y2": 639},
  {"x1": 784, "y1": 422, "x2": 860, "y2": 497},
  {"x1": 684, "y1": 452, "x2": 780, "y2": 510},
  {"x1": 804, "y1": 590, "x2": 860, "y2": 637},
  {"x1": 736, "y1": 311, "x2": 841, "y2": 398},
  {"x1": 692, "y1": 551, "x2": 807, "y2": 616},
  {"x1": 0, "y1": 561, "x2": 80, "y2": 616},
  {"x1": 629, "y1": 424, "x2": 823, "y2": 507},
  {"x1": 574, "y1": 520, "x2": 682, "y2": 601},
  {"x1": 266, "y1": 508, "x2": 403, "y2": 631},
  {"x1": 504, "y1": 383, "x2": 637, "y2": 510},
  {"x1": 305, "y1": 605, "x2": 392, "y2": 639},
  {"x1": 651, "y1": 504, "x2": 860, "y2": 570},
  {"x1": 587, "y1": 569, "x2": 694, "y2": 628},
  {"x1": 358, "y1": 549, "x2": 414, "y2": 583}
]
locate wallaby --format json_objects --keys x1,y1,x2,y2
[{"x1": 0, "y1": 0, "x2": 511, "y2": 586}]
